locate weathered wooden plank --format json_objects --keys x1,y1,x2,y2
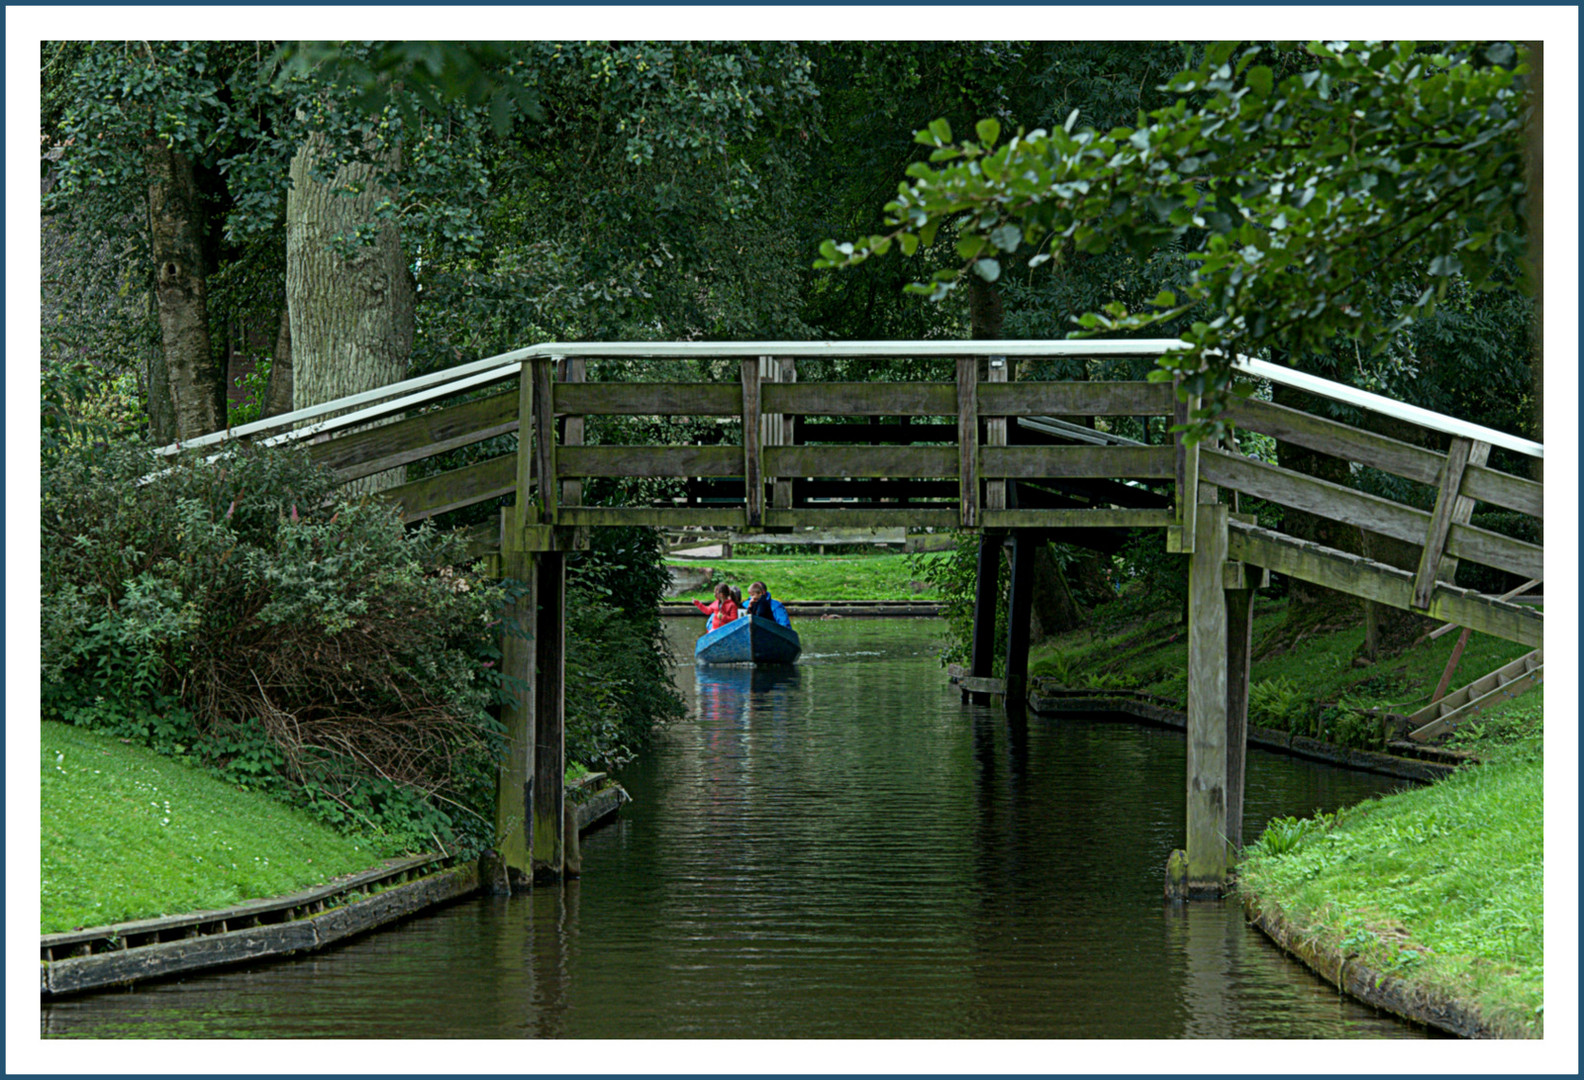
[
  {"x1": 1227, "y1": 525, "x2": 1542, "y2": 647},
  {"x1": 532, "y1": 358, "x2": 557, "y2": 526},
  {"x1": 978, "y1": 508, "x2": 1175, "y2": 529},
  {"x1": 1445, "y1": 521, "x2": 1545, "y2": 581},
  {"x1": 46, "y1": 919, "x2": 320, "y2": 996},
  {"x1": 1187, "y1": 504, "x2": 1229, "y2": 892},
  {"x1": 978, "y1": 380, "x2": 1174, "y2": 416},
  {"x1": 742, "y1": 359, "x2": 763, "y2": 528},
  {"x1": 387, "y1": 454, "x2": 515, "y2": 523},
  {"x1": 1204, "y1": 447, "x2": 1542, "y2": 581},
  {"x1": 553, "y1": 382, "x2": 743, "y2": 416},
  {"x1": 496, "y1": 541, "x2": 534, "y2": 880},
  {"x1": 762, "y1": 445, "x2": 957, "y2": 479},
  {"x1": 958, "y1": 359, "x2": 978, "y2": 528},
  {"x1": 559, "y1": 507, "x2": 747, "y2": 528},
  {"x1": 1224, "y1": 396, "x2": 1445, "y2": 485},
  {"x1": 763, "y1": 381, "x2": 957, "y2": 417},
  {"x1": 309, "y1": 389, "x2": 518, "y2": 480},
  {"x1": 1412, "y1": 438, "x2": 1481, "y2": 609},
  {"x1": 979, "y1": 445, "x2": 1175, "y2": 479},
  {"x1": 958, "y1": 674, "x2": 1006, "y2": 695},
  {"x1": 1200, "y1": 448, "x2": 1430, "y2": 545},
  {"x1": 763, "y1": 507, "x2": 959, "y2": 529},
  {"x1": 309, "y1": 866, "x2": 478, "y2": 948},
  {"x1": 1461, "y1": 462, "x2": 1544, "y2": 518},
  {"x1": 556, "y1": 445, "x2": 742, "y2": 478}
]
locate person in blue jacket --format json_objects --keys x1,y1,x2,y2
[{"x1": 745, "y1": 581, "x2": 791, "y2": 627}]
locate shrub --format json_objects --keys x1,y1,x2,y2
[
  {"x1": 905, "y1": 532, "x2": 1007, "y2": 672},
  {"x1": 42, "y1": 438, "x2": 506, "y2": 855},
  {"x1": 1248, "y1": 676, "x2": 1307, "y2": 732}
]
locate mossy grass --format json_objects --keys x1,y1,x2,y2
[
  {"x1": 1237, "y1": 688, "x2": 1544, "y2": 1037},
  {"x1": 42, "y1": 721, "x2": 389, "y2": 934},
  {"x1": 668, "y1": 551, "x2": 936, "y2": 603}
]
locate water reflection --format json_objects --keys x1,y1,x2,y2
[{"x1": 43, "y1": 619, "x2": 1430, "y2": 1040}]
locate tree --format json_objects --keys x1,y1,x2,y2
[
  {"x1": 47, "y1": 41, "x2": 234, "y2": 442},
  {"x1": 818, "y1": 41, "x2": 1533, "y2": 441}
]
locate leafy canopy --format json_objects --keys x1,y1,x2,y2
[{"x1": 816, "y1": 41, "x2": 1532, "y2": 438}]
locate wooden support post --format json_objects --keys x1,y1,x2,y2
[
  {"x1": 1412, "y1": 437, "x2": 1490, "y2": 610},
  {"x1": 494, "y1": 359, "x2": 540, "y2": 892},
  {"x1": 742, "y1": 358, "x2": 763, "y2": 528},
  {"x1": 985, "y1": 356, "x2": 1008, "y2": 512},
  {"x1": 494, "y1": 543, "x2": 535, "y2": 893},
  {"x1": 968, "y1": 531, "x2": 1002, "y2": 705},
  {"x1": 1185, "y1": 502, "x2": 1229, "y2": 894},
  {"x1": 532, "y1": 357, "x2": 557, "y2": 526},
  {"x1": 957, "y1": 357, "x2": 979, "y2": 528},
  {"x1": 1003, "y1": 529, "x2": 1034, "y2": 712},
  {"x1": 1224, "y1": 584, "x2": 1255, "y2": 853},
  {"x1": 531, "y1": 550, "x2": 566, "y2": 883}
]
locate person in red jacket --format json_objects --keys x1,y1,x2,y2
[{"x1": 693, "y1": 583, "x2": 740, "y2": 631}]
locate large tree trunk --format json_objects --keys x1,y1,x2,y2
[
  {"x1": 263, "y1": 302, "x2": 294, "y2": 419},
  {"x1": 146, "y1": 139, "x2": 225, "y2": 443},
  {"x1": 286, "y1": 130, "x2": 414, "y2": 491}
]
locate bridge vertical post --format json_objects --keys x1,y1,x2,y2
[
  {"x1": 742, "y1": 359, "x2": 763, "y2": 528},
  {"x1": 494, "y1": 359, "x2": 541, "y2": 891},
  {"x1": 1185, "y1": 502, "x2": 1230, "y2": 895},
  {"x1": 769, "y1": 357, "x2": 796, "y2": 514},
  {"x1": 1224, "y1": 581, "x2": 1255, "y2": 853},
  {"x1": 956, "y1": 357, "x2": 979, "y2": 528},
  {"x1": 531, "y1": 548, "x2": 567, "y2": 883},
  {"x1": 985, "y1": 357, "x2": 1007, "y2": 513},
  {"x1": 968, "y1": 533, "x2": 1001, "y2": 705},
  {"x1": 1003, "y1": 530, "x2": 1034, "y2": 712},
  {"x1": 559, "y1": 357, "x2": 585, "y2": 519}
]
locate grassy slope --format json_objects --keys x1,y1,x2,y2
[
  {"x1": 1236, "y1": 690, "x2": 1544, "y2": 1037},
  {"x1": 667, "y1": 550, "x2": 937, "y2": 603},
  {"x1": 1028, "y1": 597, "x2": 1531, "y2": 725},
  {"x1": 41, "y1": 721, "x2": 385, "y2": 933}
]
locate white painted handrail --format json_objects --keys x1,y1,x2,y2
[{"x1": 153, "y1": 338, "x2": 1542, "y2": 461}]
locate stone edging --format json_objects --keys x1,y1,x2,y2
[
  {"x1": 1026, "y1": 689, "x2": 1456, "y2": 783},
  {"x1": 1240, "y1": 892, "x2": 1509, "y2": 1039}
]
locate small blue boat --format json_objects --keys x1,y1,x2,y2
[{"x1": 695, "y1": 615, "x2": 802, "y2": 666}]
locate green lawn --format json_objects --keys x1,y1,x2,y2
[
  {"x1": 41, "y1": 721, "x2": 386, "y2": 933},
  {"x1": 668, "y1": 550, "x2": 941, "y2": 603},
  {"x1": 1237, "y1": 689, "x2": 1544, "y2": 1037}
]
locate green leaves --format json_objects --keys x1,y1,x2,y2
[{"x1": 813, "y1": 40, "x2": 1533, "y2": 442}]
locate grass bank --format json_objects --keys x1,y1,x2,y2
[
  {"x1": 1028, "y1": 598, "x2": 1531, "y2": 744},
  {"x1": 668, "y1": 550, "x2": 936, "y2": 603},
  {"x1": 1236, "y1": 690, "x2": 1544, "y2": 1037},
  {"x1": 41, "y1": 721, "x2": 387, "y2": 933}
]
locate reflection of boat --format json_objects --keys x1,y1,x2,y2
[
  {"x1": 695, "y1": 615, "x2": 802, "y2": 666},
  {"x1": 694, "y1": 663, "x2": 804, "y2": 695}
]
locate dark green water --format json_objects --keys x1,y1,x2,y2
[{"x1": 42, "y1": 618, "x2": 1431, "y2": 1039}]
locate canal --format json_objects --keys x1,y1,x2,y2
[{"x1": 42, "y1": 617, "x2": 1431, "y2": 1039}]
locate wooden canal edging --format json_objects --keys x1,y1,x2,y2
[
  {"x1": 661, "y1": 599, "x2": 941, "y2": 618},
  {"x1": 158, "y1": 339, "x2": 1543, "y2": 901},
  {"x1": 41, "y1": 779, "x2": 631, "y2": 998}
]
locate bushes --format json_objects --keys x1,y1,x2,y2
[
  {"x1": 562, "y1": 526, "x2": 684, "y2": 769},
  {"x1": 42, "y1": 438, "x2": 506, "y2": 855}
]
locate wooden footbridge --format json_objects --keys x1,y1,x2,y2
[{"x1": 168, "y1": 340, "x2": 1544, "y2": 896}]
